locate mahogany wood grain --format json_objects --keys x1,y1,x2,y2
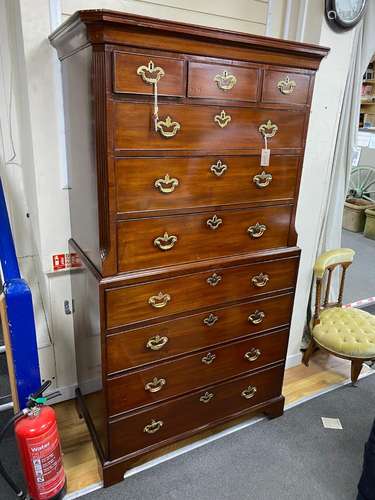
[
  {"x1": 113, "y1": 51, "x2": 186, "y2": 96},
  {"x1": 49, "y1": 8, "x2": 329, "y2": 488},
  {"x1": 50, "y1": 11, "x2": 329, "y2": 70},
  {"x1": 106, "y1": 293, "x2": 293, "y2": 373},
  {"x1": 106, "y1": 257, "x2": 298, "y2": 329},
  {"x1": 106, "y1": 294, "x2": 293, "y2": 373},
  {"x1": 117, "y1": 205, "x2": 293, "y2": 273},
  {"x1": 187, "y1": 61, "x2": 259, "y2": 102},
  {"x1": 108, "y1": 363, "x2": 284, "y2": 459},
  {"x1": 115, "y1": 155, "x2": 299, "y2": 217},
  {"x1": 107, "y1": 329, "x2": 288, "y2": 416},
  {"x1": 114, "y1": 102, "x2": 307, "y2": 152},
  {"x1": 262, "y1": 69, "x2": 311, "y2": 105}
]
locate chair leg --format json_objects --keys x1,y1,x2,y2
[
  {"x1": 302, "y1": 338, "x2": 318, "y2": 367},
  {"x1": 351, "y1": 359, "x2": 364, "y2": 386}
]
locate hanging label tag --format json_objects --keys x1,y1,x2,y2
[{"x1": 261, "y1": 148, "x2": 270, "y2": 167}]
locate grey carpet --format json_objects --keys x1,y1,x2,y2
[
  {"x1": 362, "y1": 303, "x2": 375, "y2": 315},
  {"x1": 342, "y1": 229, "x2": 375, "y2": 304},
  {"x1": 0, "y1": 410, "x2": 26, "y2": 499},
  {"x1": 84, "y1": 373, "x2": 375, "y2": 500}
]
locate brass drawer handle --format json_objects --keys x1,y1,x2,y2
[
  {"x1": 248, "y1": 310, "x2": 265, "y2": 325},
  {"x1": 210, "y1": 160, "x2": 228, "y2": 177},
  {"x1": 144, "y1": 377, "x2": 166, "y2": 393},
  {"x1": 277, "y1": 75, "x2": 296, "y2": 95},
  {"x1": 206, "y1": 273, "x2": 222, "y2": 287},
  {"x1": 214, "y1": 70, "x2": 237, "y2": 91},
  {"x1": 202, "y1": 352, "x2": 216, "y2": 365},
  {"x1": 148, "y1": 292, "x2": 171, "y2": 309},
  {"x1": 137, "y1": 60, "x2": 165, "y2": 85},
  {"x1": 251, "y1": 272, "x2": 269, "y2": 288},
  {"x1": 259, "y1": 120, "x2": 278, "y2": 139},
  {"x1": 207, "y1": 215, "x2": 223, "y2": 230},
  {"x1": 203, "y1": 313, "x2": 219, "y2": 327},
  {"x1": 214, "y1": 110, "x2": 231, "y2": 128},
  {"x1": 253, "y1": 171, "x2": 273, "y2": 188},
  {"x1": 144, "y1": 419, "x2": 164, "y2": 434},
  {"x1": 154, "y1": 232, "x2": 178, "y2": 251},
  {"x1": 247, "y1": 222, "x2": 267, "y2": 239},
  {"x1": 154, "y1": 174, "x2": 179, "y2": 194},
  {"x1": 200, "y1": 391, "x2": 214, "y2": 403},
  {"x1": 156, "y1": 116, "x2": 181, "y2": 138},
  {"x1": 244, "y1": 348, "x2": 261, "y2": 362},
  {"x1": 241, "y1": 385, "x2": 257, "y2": 400},
  {"x1": 146, "y1": 335, "x2": 169, "y2": 351}
]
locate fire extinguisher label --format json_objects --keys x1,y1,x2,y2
[{"x1": 26, "y1": 420, "x2": 65, "y2": 499}]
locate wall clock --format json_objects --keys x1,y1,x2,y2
[{"x1": 325, "y1": 0, "x2": 367, "y2": 30}]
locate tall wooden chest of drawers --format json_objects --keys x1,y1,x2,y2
[{"x1": 50, "y1": 10, "x2": 328, "y2": 486}]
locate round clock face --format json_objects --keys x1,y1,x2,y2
[{"x1": 326, "y1": 0, "x2": 367, "y2": 29}]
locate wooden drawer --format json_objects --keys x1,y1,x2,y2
[
  {"x1": 262, "y1": 69, "x2": 311, "y2": 105},
  {"x1": 107, "y1": 328, "x2": 288, "y2": 416},
  {"x1": 113, "y1": 51, "x2": 186, "y2": 96},
  {"x1": 187, "y1": 61, "x2": 259, "y2": 101},
  {"x1": 117, "y1": 205, "x2": 292, "y2": 273},
  {"x1": 106, "y1": 257, "x2": 298, "y2": 329},
  {"x1": 108, "y1": 363, "x2": 284, "y2": 459},
  {"x1": 106, "y1": 293, "x2": 294, "y2": 374},
  {"x1": 115, "y1": 155, "x2": 299, "y2": 216},
  {"x1": 114, "y1": 102, "x2": 306, "y2": 151}
]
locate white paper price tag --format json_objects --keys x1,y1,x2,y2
[{"x1": 261, "y1": 148, "x2": 270, "y2": 167}]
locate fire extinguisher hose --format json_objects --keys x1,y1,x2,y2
[{"x1": 0, "y1": 409, "x2": 28, "y2": 499}]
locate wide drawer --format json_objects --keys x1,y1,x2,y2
[
  {"x1": 113, "y1": 51, "x2": 186, "y2": 96},
  {"x1": 114, "y1": 102, "x2": 306, "y2": 151},
  {"x1": 115, "y1": 155, "x2": 299, "y2": 216},
  {"x1": 106, "y1": 293, "x2": 294, "y2": 374},
  {"x1": 187, "y1": 61, "x2": 259, "y2": 101},
  {"x1": 107, "y1": 329, "x2": 289, "y2": 415},
  {"x1": 262, "y1": 69, "x2": 311, "y2": 106},
  {"x1": 117, "y1": 205, "x2": 292, "y2": 273},
  {"x1": 108, "y1": 363, "x2": 284, "y2": 460},
  {"x1": 106, "y1": 257, "x2": 298, "y2": 329}
]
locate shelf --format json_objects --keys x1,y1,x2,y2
[{"x1": 363, "y1": 79, "x2": 375, "y2": 83}]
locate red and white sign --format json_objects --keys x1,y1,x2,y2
[
  {"x1": 52, "y1": 254, "x2": 66, "y2": 272},
  {"x1": 52, "y1": 253, "x2": 82, "y2": 272}
]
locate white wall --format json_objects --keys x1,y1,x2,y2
[
  {"x1": 1, "y1": 0, "x2": 357, "y2": 398},
  {"x1": 61, "y1": 0, "x2": 270, "y2": 34}
]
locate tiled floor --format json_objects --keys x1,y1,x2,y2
[{"x1": 342, "y1": 229, "x2": 375, "y2": 304}]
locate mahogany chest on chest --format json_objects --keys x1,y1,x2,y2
[{"x1": 50, "y1": 10, "x2": 328, "y2": 486}]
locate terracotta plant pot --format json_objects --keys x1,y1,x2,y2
[
  {"x1": 364, "y1": 208, "x2": 375, "y2": 240},
  {"x1": 342, "y1": 198, "x2": 375, "y2": 233}
]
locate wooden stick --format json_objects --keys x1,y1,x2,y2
[
  {"x1": 0, "y1": 294, "x2": 20, "y2": 412},
  {"x1": 338, "y1": 264, "x2": 348, "y2": 307},
  {"x1": 324, "y1": 267, "x2": 333, "y2": 307}
]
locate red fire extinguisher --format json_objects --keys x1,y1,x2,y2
[{"x1": 0, "y1": 381, "x2": 66, "y2": 499}]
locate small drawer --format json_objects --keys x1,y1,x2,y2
[
  {"x1": 106, "y1": 257, "x2": 298, "y2": 329},
  {"x1": 117, "y1": 205, "x2": 292, "y2": 273},
  {"x1": 108, "y1": 363, "x2": 284, "y2": 460},
  {"x1": 113, "y1": 51, "x2": 186, "y2": 96},
  {"x1": 107, "y1": 328, "x2": 289, "y2": 416},
  {"x1": 115, "y1": 155, "x2": 299, "y2": 216},
  {"x1": 114, "y1": 102, "x2": 306, "y2": 152},
  {"x1": 187, "y1": 61, "x2": 259, "y2": 101},
  {"x1": 106, "y1": 293, "x2": 294, "y2": 374},
  {"x1": 262, "y1": 69, "x2": 311, "y2": 105}
]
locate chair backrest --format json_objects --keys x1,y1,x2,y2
[{"x1": 313, "y1": 248, "x2": 355, "y2": 326}]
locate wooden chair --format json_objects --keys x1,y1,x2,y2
[{"x1": 303, "y1": 248, "x2": 375, "y2": 384}]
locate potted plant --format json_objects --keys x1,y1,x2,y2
[{"x1": 343, "y1": 165, "x2": 375, "y2": 232}]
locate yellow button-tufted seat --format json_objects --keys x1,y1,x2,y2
[{"x1": 313, "y1": 307, "x2": 375, "y2": 358}]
